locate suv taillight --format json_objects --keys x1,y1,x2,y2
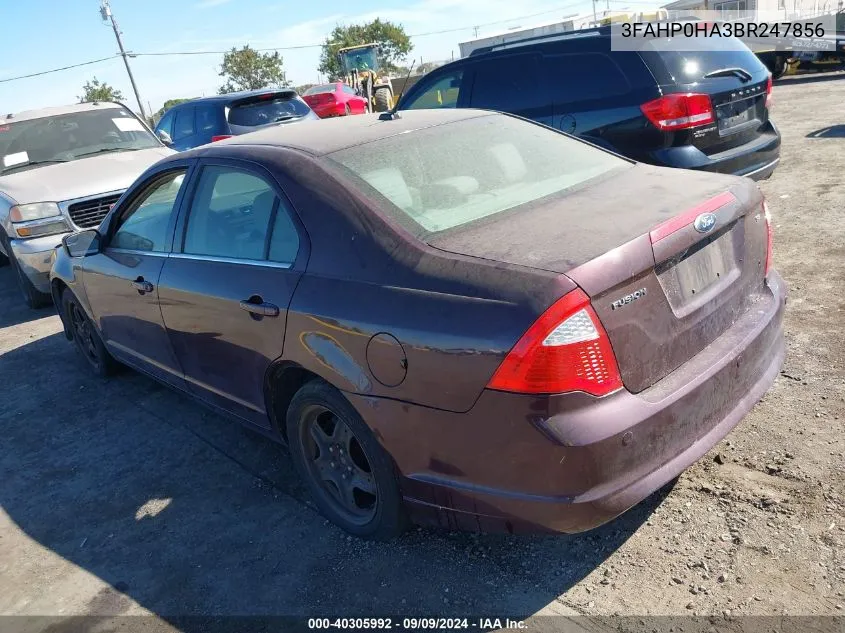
[
  {"x1": 763, "y1": 200, "x2": 773, "y2": 275},
  {"x1": 641, "y1": 93, "x2": 715, "y2": 131},
  {"x1": 765, "y1": 74, "x2": 773, "y2": 110},
  {"x1": 487, "y1": 289, "x2": 622, "y2": 397}
]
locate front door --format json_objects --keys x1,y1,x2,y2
[
  {"x1": 83, "y1": 169, "x2": 189, "y2": 388},
  {"x1": 158, "y1": 161, "x2": 305, "y2": 427}
]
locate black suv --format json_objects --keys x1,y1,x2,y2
[
  {"x1": 398, "y1": 28, "x2": 780, "y2": 180},
  {"x1": 154, "y1": 89, "x2": 319, "y2": 152}
]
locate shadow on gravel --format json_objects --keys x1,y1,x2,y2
[
  {"x1": 0, "y1": 274, "x2": 670, "y2": 621},
  {"x1": 0, "y1": 267, "x2": 55, "y2": 329},
  {"x1": 777, "y1": 70, "x2": 845, "y2": 86},
  {"x1": 806, "y1": 124, "x2": 845, "y2": 138}
]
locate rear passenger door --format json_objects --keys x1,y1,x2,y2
[
  {"x1": 157, "y1": 159, "x2": 306, "y2": 428},
  {"x1": 466, "y1": 53, "x2": 551, "y2": 127},
  {"x1": 541, "y1": 49, "x2": 660, "y2": 156},
  {"x1": 194, "y1": 104, "x2": 222, "y2": 146}
]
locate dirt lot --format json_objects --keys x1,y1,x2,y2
[{"x1": 1, "y1": 72, "x2": 844, "y2": 627}]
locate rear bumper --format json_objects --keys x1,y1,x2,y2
[
  {"x1": 649, "y1": 121, "x2": 781, "y2": 181},
  {"x1": 348, "y1": 272, "x2": 786, "y2": 534},
  {"x1": 9, "y1": 233, "x2": 71, "y2": 294}
]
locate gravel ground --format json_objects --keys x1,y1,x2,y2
[{"x1": 0, "y1": 72, "x2": 843, "y2": 627}]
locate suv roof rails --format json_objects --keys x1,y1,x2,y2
[{"x1": 468, "y1": 26, "x2": 611, "y2": 56}]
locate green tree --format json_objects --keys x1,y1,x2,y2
[
  {"x1": 318, "y1": 19, "x2": 413, "y2": 80},
  {"x1": 218, "y1": 45, "x2": 290, "y2": 94},
  {"x1": 78, "y1": 77, "x2": 124, "y2": 103}
]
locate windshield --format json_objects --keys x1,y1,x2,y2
[
  {"x1": 227, "y1": 96, "x2": 311, "y2": 128},
  {"x1": 327, "y1": 114, "x2": 628, "y2": 236},
  {"x1": 339, "y1": 47, "x2": 378, "y2": 73},
  {"x1": 0, "y1": 107, "x2": 159, "y2": 175},
  {"x1": 304, "y1": 84, "x2": 337, "y2": 95}
]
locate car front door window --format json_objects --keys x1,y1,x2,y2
[
  {"x1": 402, "y1": 70, "x2": 464, "y2": 109},
  {"x1": 111, "y1": 171, "x2": 186, "y2": 252}
]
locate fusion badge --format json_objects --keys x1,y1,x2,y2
[{"x1": 611, "y1": 287, "x2": 647, "y2": 311}]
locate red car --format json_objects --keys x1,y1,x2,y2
[{"x1": 302, "y1": 83, "x2": 368, "y2": 118}]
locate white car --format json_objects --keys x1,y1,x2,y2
[{"x1": 0, "y1": 101, "x2": 174, "y2": 308}]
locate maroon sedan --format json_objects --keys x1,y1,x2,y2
[
  {"x1": 301, "y1": 82, "x2": 368, "y2": 118},
  {"x1": 50, "y1": 110, "x2": 785, "y2": 540}
]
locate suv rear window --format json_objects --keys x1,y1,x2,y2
[
  {"x1": 642, "y1": 36, "x2": 766, "y2": 83},
  {"x1": 227, "y1": 95, "x2": 311, "y2": 127},
  {"x1": 326, "y1": 114, "x2": 628, "y2": 236}
]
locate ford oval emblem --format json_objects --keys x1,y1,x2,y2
[{"x1": 693, "y1": 212, "x2": 717, "y2": 233}]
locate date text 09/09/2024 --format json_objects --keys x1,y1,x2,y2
[{"x1": 308, "y1": 618, "x2": 527, "y2": 630}]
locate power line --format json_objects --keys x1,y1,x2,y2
[
  {"x1": 0, "y1": 2, "x2": 593, "y2": 84},
  {"x1": 0, "y1": 55, "x2": 117, "y2": 84}
]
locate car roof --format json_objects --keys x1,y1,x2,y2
[
  {"x1": 2, "y1": 101, "x2": 126, "y2": 124},
  {"x1": 174, "y1": 88, "x2": 299, "y2": 107},
  {"x1": 201, "y1": 108, "x2": 494, "y2": 156}
]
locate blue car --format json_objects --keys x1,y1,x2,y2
[{"x1": 154, "y1": 89, "x2": 320, "y2": 151}]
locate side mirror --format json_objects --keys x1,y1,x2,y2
[
  {"x1": 63, "y1": 230, "x2": 101, "y2": 258},
  {"x1": 157, "y1": 130, "x2": 173, "y2": 146}
]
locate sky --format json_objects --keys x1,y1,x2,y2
[{"x1": 0, "y1": 0, "x2": 646, "y2": 116}]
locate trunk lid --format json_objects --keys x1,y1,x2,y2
[{"x1": 428, "y1": 164, "x2": 770, "y2": 392}]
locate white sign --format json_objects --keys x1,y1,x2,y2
[
  {"x1": 2, "y1": 151, "x2": 29, "y2": 167},
  {"x1": 112, "y1": 117, "x2": 145, "y2": 132}
]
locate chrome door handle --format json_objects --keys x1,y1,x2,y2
[
  {"x1": 239, "y1": 300, "x2": 280, "y2": 317},
  {"x1": 131, "y1": 279, "x2": 154, "y2": 293}
]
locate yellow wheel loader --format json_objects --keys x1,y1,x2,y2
[{"x1": 337, "y1": 43, "x2": 394, "y2": 113}]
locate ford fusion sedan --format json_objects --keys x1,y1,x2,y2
[
  {"x1": 0, "y1": 102, "x2": 173, "y2": 308},
  {"x1": 51, "y1": 110, "x2": 785, "y2": 539}
]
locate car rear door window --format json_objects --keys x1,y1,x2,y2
[
  {"x1": 195, "y1": 105, "x2": 218, "y2": 135},
  {"x1": 342, "y1": 85, "x2": 356, "y2": 95},
  {"x1": 402, "y1": 70, "x2": 464, "y2": 109},
  {"x1": 183, "y1": 166, "x2": 298, "y2": 263},
  {"x1": 543, "y1": 53, "x2": 633, "y2": 104},
  {"x1": 468, "y1": 54, "x2": 546, "y2": 116},
  {"x1": 173, "y1": 107, "x2": 196, "y2": 141},
  {"x1": 111, "y1": 171, "x2": 186, "y2": 252}
]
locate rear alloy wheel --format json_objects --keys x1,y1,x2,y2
[
  {"x1": 287, "y1": 380, "x2": 406, "y2": 540},
  {"x1": 62, "y1": 290, "x2": 117, "y2": 377},
  {"x1": 345, "y1": 103, "x2": 352, "y2": 116}
]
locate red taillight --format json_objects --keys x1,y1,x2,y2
[
  {"x1": 487, "y1": 289, "x2": 623, "y2": 397},
  {"x1": 211, "y1": 135, "x2": 233, "y2": 142},
  {"x1": 641, "y1": 93, "x2": 715, "y2": 131},
  {"x1": 763, "y1": 200, "x2": 773, "y2": 275},
  {"x1": 765, "y1": 73, "x2": 773, "y2": 110}
]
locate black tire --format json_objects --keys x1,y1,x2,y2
[
  {"x1": 61, "y1": 289, "x2": 117, "y2": 377},
  {"x1": 0, "y1": 247, "x2": 8, "y2": 267},
  {"x1": 286, "y1": 380, "x2": 407, "y2": 540},
  {"x1": 1, "y1": 230, "x2": 50, "y2": 308},
  {"x1": 373, "y1": 88, "x2": 391, "y2": 113},
  {"x1": 771, "y1": 57, "x2": 786, "y2": 80}
]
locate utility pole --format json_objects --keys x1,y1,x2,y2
[{"x1": 99, "y1": 0, "x2": 147, "y2": 121}]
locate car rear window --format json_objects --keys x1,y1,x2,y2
[
  {"x1": 304, "y1": 84, "x2": 336, "y2": 95},
  {"x1": 227, "y1": 95, "x2": 311, "y2": 127},
  {"x1": 326, "y1": 114, "x2": 629, "y2": 236},
  {"x1": 641, "y1": 36, "x2": 766, "y2": 83}
]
